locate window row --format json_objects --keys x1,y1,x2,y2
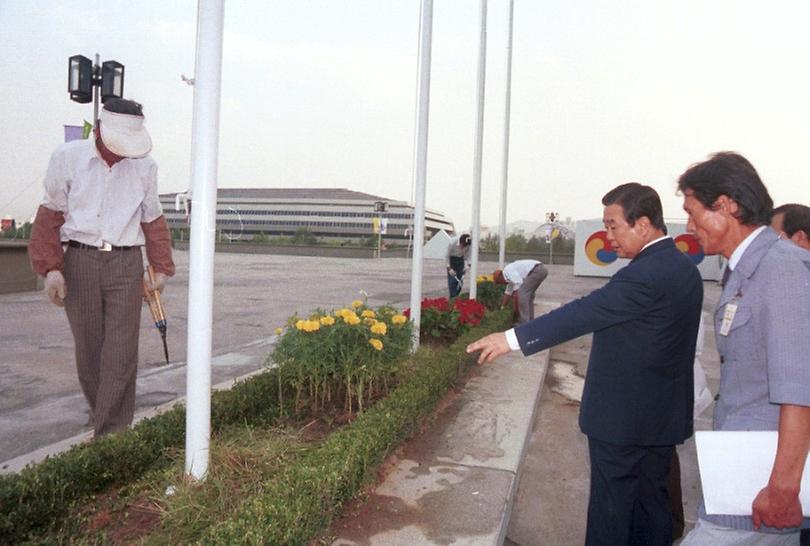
[
  {"x1": 216, "y1": 219, "x2": 410, "y2": 230},
  {"x1": 214, "y1": 209, "x2": 414, "y2": 220}
]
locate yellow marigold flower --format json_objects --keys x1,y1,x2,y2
[
  {"x1": 274, "y1": 327, "x2": 284, "y2": 335},
  {"x1": 369, "y1": 338, "x2": 383, "y2": 351},
  {"x1": 351, "y1": 299, "x2": 364, "y2": 309},
  {"x1": 363, "y1": 317, "x2": 376, "y2": 326},
  {"x1": 361, "y1": 309, "x2": 376, "y2": 318},
  {"x1": 371, "y1": 322, "x2": 388, "y2": 335},
  {"x1": 343, "y1": 313, "x2": 361, "y2": 325},
  {"x1": 391, "y1": 314, "x2": 408, "y2": 325},
  {"x1": 295, "y1": 319, "x2": 306, "y2": 330},
  {"x1": 320, "y1": 315, "x2": 335, "y2": 326},
  {"x1": 303, "y1": 320, "x2": 320, "y2": 332}
]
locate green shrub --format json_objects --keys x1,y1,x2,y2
[
  {"x1": 475, "y1": 280, "x2": 506, "y2": 311},
  {"x1": 273, "y1": 302, "x2": 412, "y2": 415}
]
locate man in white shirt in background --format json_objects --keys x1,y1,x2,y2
[
  {"x1": 493, "y1": 259, "x2": 548, "y2": 324},
  {"x1": 446, "y1": 233, "x2": 471, "y2": 298}
]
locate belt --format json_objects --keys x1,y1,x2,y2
[{"x1": 68, "y1": 240, "x2": 138, "y2": 252}]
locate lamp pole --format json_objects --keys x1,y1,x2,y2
[
  {"x1": 546, "y1": 211, "x2": 559, "y2": 265},
  {"x1": 92, "y1": 54, "x2": 101, "y2": 125}
]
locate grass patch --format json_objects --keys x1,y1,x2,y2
[{"x1": 35, "y1": 424, "x2": 319, "y2": 545}]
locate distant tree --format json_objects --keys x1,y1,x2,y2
[
  {"x1": 291, "y1": 227, "x2": 318, "y2": 245},
  {"x1": 479, "y1": 233, "x2": 499, "y2": 252},
  {"x1": 15, "y1": 222, "x2": 32, "y2": 240},
  {"x1": 505, "y1": 232, "x2": 527, "y2": 252},
  {"x1": 526, "y1": 236, "x2": 544, "y2": 253},
  {"x1": 252, "y1": 232, "x2": 270, "y2": 243}
]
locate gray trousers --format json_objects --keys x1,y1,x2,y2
[
  {"x1": 63, "y1": 246, "x2": 143, "y2": 436},
  {"x1": 516, "y1": 263, "x2": 548, "y2": 324}
]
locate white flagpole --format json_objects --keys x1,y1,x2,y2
[
  {"x1": 409, "y1": 0, "x2": 434, "y2": 351},
  {"x1": 498, "y1": 0, "x2": 514, "y2": 270},
  {"x1": 469, "y1": 0, "x2": 488, "y2": 300},
  {"x1": 185, "y1": 0, "x2": 225, "y2": 481}
]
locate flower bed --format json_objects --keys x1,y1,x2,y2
[
  {"x1": 404, "y1": 296, "x2": 487, "y2": 343},
  {"x1": 273, "y1": 300, "x2": 412, "y2": 415}
]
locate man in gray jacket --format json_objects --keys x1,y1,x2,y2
[{"x1": 679, "y1": 152, "x2": 810, "y2": 544}]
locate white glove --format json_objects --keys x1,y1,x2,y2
[
  {"x1": 144, "y1": 271, "x2": 168, "y2": 294},
  {"x1": 45, "y1": 270, "x2": 66, "y2": 307}
]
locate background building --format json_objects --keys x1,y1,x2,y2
[{"x1": 159, "y1": 188, "x2": 455, "y2": 243}]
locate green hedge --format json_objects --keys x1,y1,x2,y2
[
  {"x1": 206, "y1": 310, "x2": 512, "y2": 544},
  {"x1": 0, "y1": 365, "x2": 286, "y2": 544}
]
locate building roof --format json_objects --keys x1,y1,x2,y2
[{"x1": 160, "y1": 188, "x2": 398, "y2": 202}]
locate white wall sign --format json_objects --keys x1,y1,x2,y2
[{"x1": 574, "y1": 219, "x2": 725, "y2": 281}]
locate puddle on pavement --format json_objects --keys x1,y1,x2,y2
[{"x1": 547, "y1": 360, "x2": 584, "y2": 403}]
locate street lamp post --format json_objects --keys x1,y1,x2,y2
[
  {"x1": 68, "y1": 54, "x2": 125, "y2": 125},
  {"x1": 373, "y1": 201, "x2": 388, "y2": 259},
  {"x1": 545, "y1": 211, "x2": 559, "y2": 265}
]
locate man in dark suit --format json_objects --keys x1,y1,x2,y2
[{"x1": 468, "y1": 182, "x2": 703, "y2": 545}]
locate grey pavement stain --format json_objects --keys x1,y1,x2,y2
[
  {"x1": 0, "y1": 373, "x2": 45, "y2": 412},
  {"x1": 441, "y1": 401, "x2": 507, "y2": 463},
  {"x1": 136, "y1": 391, "x2": 178, "y2": 408},
  {"x1": 333, "y1": 465, "x2": 510, "y2": 545}
]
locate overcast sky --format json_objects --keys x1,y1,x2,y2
[{"x1": 1, "y1": 0, "x2": 809, "y2": 230}]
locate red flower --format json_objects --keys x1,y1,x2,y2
[
  {"x1": 452, "y1": 298, "x2": 485, "y2": 326},
  {"x1": 422, "y1": 297, "x2": 450, "y2": 312}
]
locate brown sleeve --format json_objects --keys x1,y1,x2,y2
[
  {"x1": 28, "y1": 205, "x2": 66, "y2": 276},
  {"x1": 142, "y1": 215, "x2": 175, "y2": 277}
]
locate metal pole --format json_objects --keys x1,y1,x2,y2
[
  {"x1": 409, "y1": 0, "x2": 434, "y2": 351},
  {"x1": 469, "y1": 0, "x2": 488, "y2": 300},
  {"x1": 498, "y1": 0, "x2": 514, "y2": 270},
  {"x1": 93, "y1": 53, "x2": 100, "y2": 126},
  {"x1": 185, "y1": 0, "x2": 225, "y2": 481}
]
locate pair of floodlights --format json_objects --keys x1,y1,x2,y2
[{"x1": 67, "y1": 54, "x2": 124, "y2": 105}]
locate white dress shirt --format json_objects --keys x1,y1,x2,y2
[
  {"x1": 502, "y1": 259, "x2": 541, "y2": 295},
  {"x1": 42, "y1": 138, "x2": 162, "y2": 247}
]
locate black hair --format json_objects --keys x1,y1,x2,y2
[
  {"x1": 103, "y1": 98, "x2": 144, "y2": 116},
  {"x1": 677, "y1": 152, "x2": 773, "y2": 226},
  {"x1": 777, "y1": 203, "x2": 810, "y2": 239},
  {"x1": 459, "y1": 234, "x2": 471, "y2": 246},
  {"x1": 601, "y1": 182, "x2": 667, "y2": 233}
]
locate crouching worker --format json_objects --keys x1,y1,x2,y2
[{"x1": 493, "y1": 259, "x2": 548, "y2": 324}]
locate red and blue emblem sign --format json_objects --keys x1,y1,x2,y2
[
  {"x1": 674, "y1": 233, "x2": 705, "y2": 264},
  {"x1": 585, "y1": 231, "x2": 618, "y2": 266}
]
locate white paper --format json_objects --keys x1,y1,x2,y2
[{"x1": 695, "y1": 430, "x2": 810, "y2": 516}]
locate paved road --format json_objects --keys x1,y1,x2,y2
[{"x1": 1, "y1": 250, "x2": 473, "y2": 465}]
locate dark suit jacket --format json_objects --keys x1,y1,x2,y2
[{"x1": 515, "y1": 238, "x2": 703, "y2": 446}]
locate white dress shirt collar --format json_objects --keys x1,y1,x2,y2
[
  {"x1": 728, "y1": 226, "x2": 766, "y2": 270},
  {"x1": 640, "y1": 235, "x2": 670, "y2": 253}
]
